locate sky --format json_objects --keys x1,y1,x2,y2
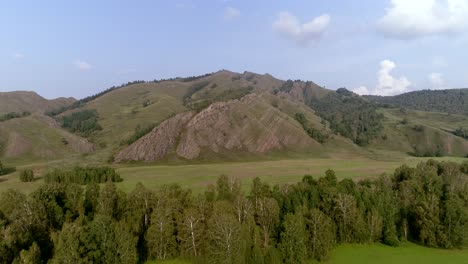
[{"x1": 1, "y1": 0, "x2": 468, "y2": 99}]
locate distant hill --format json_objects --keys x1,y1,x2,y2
[
  {"x1": 365, "y1": 89, "x2": 468, "y2": 115},
  {"x1": 0, "y1": 91, "x2": 75, "y2": 114},
  {"x1": 1, "y1": 71, "x2": 467, "y2": 162}
]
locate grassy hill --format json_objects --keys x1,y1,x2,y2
[
  {"x1": 1, "y1": 71, "x2": 467, "y2": 163},
  {"x1": 0, "y1": 91, "x2": 75, "y2": 114},
  {"x1": 370, "y1": 108, "x2": 468, "y2": 156},
  {"x1": 0, "y1": 113, "x2": 94, "y2": 162}
]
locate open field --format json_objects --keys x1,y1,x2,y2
[
  {"x1": 1, "y1": 156, "x2": 465, "y2": 194},
  {"x1": 144, "y1": 242, "x2": 468, "y2": 264},
  {"x1": 324, "y1": 242, "x2": 468, "y2": 264}
]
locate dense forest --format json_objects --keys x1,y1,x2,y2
[
  {"x1": 307, "y1": 88, "x2": 384, "y2": 146},
  {"x1": 0, "y1": 160, "x2": 467, "y2": 263},
  {"x1": 60, "y1": 110, "x2": 102, "y2": 137},
  {"x1": 366, "y1": 89, "x2": 468, "y2": 115}
]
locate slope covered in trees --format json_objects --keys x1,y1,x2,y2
[
  {"x1": 366, "y1": 89, "x2": 468, "y2": 115},
  {"x1": 1, "y1": 160, "x2": 467, "y2": 263},
  {"x1": 306, "y1": 88, "x2": 384, "y2": 146}
]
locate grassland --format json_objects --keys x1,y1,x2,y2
[
  {"x1": 1, "y1": 156, "x2": 465, "y2": 194},
  {"x1": 143, "y1": 242, "x2": 468, "y2": 264},
  {"x1": 323, "y1": 242, "x2": 468, "y2": 264}
]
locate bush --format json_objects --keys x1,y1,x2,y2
[
  {"x1": 294, "y1": 112, "x2": 327, "y2": 143},
  {"x1": 0, "y1": 161, "x2": 16, "y2": 176},
  {"x1": 43, "y1": 166, "x2": 122, "y2": 185},
  {"x1": 19, "y1": 169, "x2": 34, "y2": 182}
]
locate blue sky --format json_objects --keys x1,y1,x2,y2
[{"x1": 1, "y1": 0, "x2": 468, "y2": 99}]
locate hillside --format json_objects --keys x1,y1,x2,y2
[
  {"x1": 1, "y1": 70, "x2": 467, "y2": 163},
  {"x1": 0, "y1": 113, "x2": 94, "y2": 160},
  {"x1": 365, "y1": 89, "x2": 468, "y2": 115},
  {"x1": 0, "y1": 91, "x2": 75, "y2": 114},
  {"x1": 115, "y1": 93, "x2": 329, "y2": 162}
]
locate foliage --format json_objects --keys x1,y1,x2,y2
[
  {"x1": 306, "y1": 88, "x2": 384, "y2": 146},
  {"x1": 294, "y1": 112, "x2": 327, "y2": 143},
  {"x1": 0, "y1": 161, "x2": 16, "y2": 176},
  {"x1": 19, "y1": 169, "x2": 34, "y2": 182},
  {"x1": 43, "y1": 166, "x2": 122, "y2": 185},
  {"x1": 46, "y1": 81, "x2": 146, "y2": 116},
  {"x1": 0, "y1": 111, "x2": 31, "y2": 122},
  {"x1": 122, "y1": 123, "x2": 158, "y2": 146},
  {"x1": 184, "y1": 85, "x2": 254, "y2": 112},
  {"x1": 279, "y1": 80, "x2": 294, "y2": 93},
  {"x1": 0, "y1": 161, "x2": 467, "y2": 263},
  {"x1": 60, "y1": 109, "x2": 102, "y2": 137},
  {"x1": 366, "y1": 89, "x2": 468, "y2": 115},
  {"x1": 453, "y1": 127, "x2": 468, "y2": 139},
  {"x1": 183, "y1": 81, "x2": 211, "y2": 105}
]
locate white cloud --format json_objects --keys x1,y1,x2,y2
[
  {"x1": 224, "y1": 7, "x2": 240, "y2": 20},
  {"x1": 353, "y1": 60, "x2": 411, "y2": 96},
  {"x1": 352, "y1": 86, "x2": 370, "y2": 95},
  {"x1": 74, "y1": 60, "x2": 93, "y2": 70},
  {"x1": 273, "y1": 12, "x2": 330, "y2": 45},
  {"x1": 374, "y1": 60, "x2": 411, "y2": 95},
  {"x1": 13, "y1": 53, "x2": 25, "y2": 59},
  {"x1": 429, "y1": 72, "x2": 447, "y2": 89},
  {"x1": 378, "y1": 0, "x2": 468, "y2": 39}
]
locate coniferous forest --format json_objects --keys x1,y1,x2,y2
[{"x1": 0, "y1": 160, "x2": 467, "y2": 264}]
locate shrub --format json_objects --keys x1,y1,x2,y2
[
  {"x1": 0, "y1": 161, "x2": 16, "y2": 176},
  {"x1": 43, "y1": 166, "x2": 122, "y2": 184},
  {"x1": 19, "y1": 169, "x2": 34, "y2": 182}
]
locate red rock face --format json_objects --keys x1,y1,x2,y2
[{"x1": 115, "y1": 94, "x2": 321, "y2": 162}]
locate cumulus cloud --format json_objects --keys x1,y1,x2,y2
[
  {"x1": 273, "y1": 12, "x2": 330, "y2": 45},
  {"x1": 378, "y1": 0, "x2": 468, "y2": 39},
  {"x1": 74, "y1": 60, "x2": 93, "y2": 70},
  {"x1": 429, "y1": 72, "x2": 446, "y2": 89},
  {"x1": 13, "y1": 53, "x2": 25, "y2": 59},
  {"x1": 374, "y1": 60, "x2": 411, "y2": 95},
  {"x1": 353, "y1": 60, "x2": 411, "y2": 96},
  {"x1": 224, "y1": 7, "x2": 240, "y2": 20},
  {"x1": 352, "y1": 86, "x2": 370, "y2": 95}
]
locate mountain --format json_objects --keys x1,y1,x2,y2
[
  {"x1": 0, "y1": 91, "x2": 76, "y2": 114},
  {"x1": 1, "y1": 71, "x2": 468, "y2": 162},
  {"x1": 365, "y1": 89, "x2": 468, "y2": 115}
]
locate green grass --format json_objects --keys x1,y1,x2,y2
[
  {"x1": 145, "y1": 242, "x2": 468, "y2": 264},
  {"x1": 1, "y1": 156, "x2": 465, "y2": 194},
  {"x1": 323, "y1": 242, "x2": 468, "y2": 264}
]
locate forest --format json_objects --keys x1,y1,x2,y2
[
  {"x1": 0, "y1": 160, "x2": 467, "y2": 264},
  {"x1": 307, "y1": 88, "x2": 384, "y2": 146},
  {"x1": 366, "y1": 89, "x2": 468, "y2": 115},
  {"x1": 60, "y1": 110, "x2": 102, "y2": 137}
]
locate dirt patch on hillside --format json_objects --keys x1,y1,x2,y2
[
  {"x1": 4, "y1": 132, "x2": 32, "y2": 157},
  {"x1": 115, "y1": 112, "x2": 195, "y2": 162}
]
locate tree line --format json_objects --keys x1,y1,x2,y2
[
  {"x1": 0, "y1": 161, "x2": 16, "y2": 176},
  {"x1": 366, "y1": 89, "x2": 468, "y2": 115},
  {"x1": 43, "y1": 166, "x2": 122, "y2": 185},
  {"x1": 0, "y1": 160, "x2": 467, "y2": 263},
  {"x1": 0, "y1": 111, "x2": 31, "y2": 122}
]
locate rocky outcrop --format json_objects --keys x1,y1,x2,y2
[
  {"x1": 115, "y1": 94, "x2": 321, "y2": 162},
  {"x1": 114, "y1": 112, "x2": 195, "y2": 162}
]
